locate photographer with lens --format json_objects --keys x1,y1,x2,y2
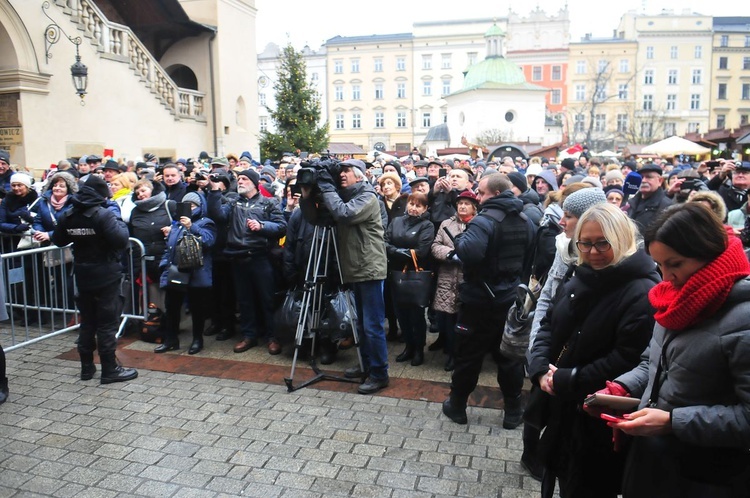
[
  {"x1": 708, "y1": 159, "x2": 750, "y2": 215},
  {"x1": 299, "y1": 158, "x2": 390, "y2": 395}
]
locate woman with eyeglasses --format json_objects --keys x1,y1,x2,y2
[
  {"x1": 528, "y1": 202, "x2": 660, "y2": 498},
  {"x1": 599, "y1": 203, "x2": 750, "y2": 498}
]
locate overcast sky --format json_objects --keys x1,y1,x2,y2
[{"x1": 255, "y1": 0, "x2": 743, "y2": 51}]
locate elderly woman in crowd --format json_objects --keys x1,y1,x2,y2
[
  {"x1": 0, "y1": 173, "x2": 39, "y2": 250},
  {"x1": 431, "y1": 190, "x2": 479, "y2": 371},
  {"x1": 385, "y1": 192, "x2": 434, "y2": 366},
  {"x1": 32, "y1": 171, "x2": 77, "y2": 243},
  {"x1": 155, "y1": 192, "x2": 215, "y2": 355},
  {"x1": 528, "y1": 203, "x2": 660, "y2": 497},
  {"x1": 602, "y1": 203, "x2": 750, "y2": 498}
]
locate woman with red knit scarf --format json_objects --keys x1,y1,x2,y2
[{"x1": 602, "y1": 203, "x2": 750, "y2": 498}]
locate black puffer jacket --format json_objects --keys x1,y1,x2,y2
[{"x1": 385, "y1": 211, "x2": 434, "y2": 271}]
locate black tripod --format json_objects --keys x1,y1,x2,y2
[{"x1": 284, "y1": 224, "x2": 363, "y2": 392}]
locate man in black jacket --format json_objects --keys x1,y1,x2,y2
[
  {"x1": 442, "y1": 174, "x2": 532, "y2": 429},
  {"x1": 207, "y1": 169, "x2": 287, "y2": 355},
  {"x1": 52, "y1": 175, "x2": 137, "y2": 384},
  {"x1": 626, "y1": 163, "x2": 672, "y2": 233}
]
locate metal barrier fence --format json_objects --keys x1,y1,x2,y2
[{"x1": 1, "y1": 238, "x2": 148, "y2": 351}]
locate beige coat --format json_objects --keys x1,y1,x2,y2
[{"x1": 430, "y1": 215, "x2": 467, "y2": 314}]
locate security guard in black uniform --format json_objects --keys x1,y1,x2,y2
[
  {"x1": 442, "y1": 173, "x2": 534, "y2": 428},
  {"x1": 52, "y1": 175, "x2": 137, "y2": 384}
]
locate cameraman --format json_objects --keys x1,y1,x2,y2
[
  {"x1": 299, "y1": 159, "x2": 390, "y2": 395},
  {"x1": 707, "y1": 159, "x2": 749, "y2": 214}
]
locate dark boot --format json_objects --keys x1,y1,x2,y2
[
  {"x1": 100, "y1": 353, "x2": 138, "y2": 385},
  {"x1": 79, "y1": 351, "x2": 96, "y2": 381},
  {"x1": 395, "y1": 346, "x2": 414, "y2": 362},
  {"x1": 442, "y1": 395, "x2": 468, "y2": 425},
  {"x1": 410, "y1": 349, "x2": 424, "y2": 366},
  {"x1": 503, "y1": 394, "x2": 523, "y2": 430},
  {"x1": 0, "y1": 377, "x2": 8, "y2": 404},
  {"x1": 427, "y1": 333, "x2": 444, "y2": 351},
  {"x1": 154, "y1": 339, "x2": 179, "y2": 353},
  {"x1": 188, "y1": 339, "x2": 203, "y2": 355}
]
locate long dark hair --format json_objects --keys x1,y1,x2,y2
[{"x1": 645, "y1": 203, "x2": 727, "y2": 261}]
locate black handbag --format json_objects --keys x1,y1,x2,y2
[
  {"x1": 389, "y1": 249, "x2": 434, "y2": 308},
  {"x1": 523, "y1": 383, "x2": 551, "y2": 431},
  {"x1": 175, "y1": 230, "x2": 203, "y2": 271},
  {"x1": 166, "y1": 264, "x2": 190, "y2": 289}
]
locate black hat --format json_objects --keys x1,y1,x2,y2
[
  {"x1": 103, "y1": 160, "x2": 121, "y2": 172},
  {"x1": 414, "y1": 160, "x2": 429, "y2": 169},
  {"x1": 237, "y1": 169, "x2": 260, "y2": 188},
  {"x1": 623, "y1": 160, "x2": 638, "y2": 169},
  {"x1": 198, "y1": 151, "x2": 210, "y2": 160},
  {"x1": 427, "y1": 160, "x2": 443, "y2": 168},
  {"x1": 81, "y1": 174, "x2": 110, "y2": 199},
  {"x1": 507, "y1": 171, "x2": 528, "y2": 192},
  {"x1": 135, "y1": 161, "x2": 147, "y2": 170},
  {"x1": 560, "y1": 158, "x2": 576, "y2": 171},
  {"x1": 144, "y1": 153, "x2": 157, "y2": 162},
  {"x1": 638, "y1": 163, "x2": 663, "y2": 176},
  {"x1": 408, "y1": 176, "x2": 429, "y2": 187},
  {"x1": 86, "y1": 154, "x2": 102, "y2": 164}
]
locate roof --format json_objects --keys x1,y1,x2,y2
[
  {"x1": 424, "y1": 123, "x2": 450, "y2": 142},
  {"x1": 485, "y1": 24, "x2": 505, "y2": 37},
  {"x1": 327, "y1": 143, "x2": 366, "y2": 155},
  {"x1": 449, "y1": 80, "x2": 548, "y2": 97},
  {"x1": 325, "y1": 33, "x2": 413, "y2": 45},
  {"x1": 461, "y1": 56, "x2": 527, "y2": 90}
]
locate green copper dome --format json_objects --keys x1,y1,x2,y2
[
  {"x1": 462, "y1": 57, "x2": 527, "y2": 90},
  {"x1": 485, "y1": 24, "x2": 505, "y2": 37}
]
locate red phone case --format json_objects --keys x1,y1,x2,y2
[{"x1": 600, "y1": 413, "x2": 625, "y2": 423}]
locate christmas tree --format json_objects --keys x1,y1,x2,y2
[{"x1": 260, "y1": 44, "x2": 328, "y2": 161}]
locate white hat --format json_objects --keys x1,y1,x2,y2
[
  {"x1": 525, "y1": 164, "x2": 543, "y2": 177},
  {"x1": 10, "y1": 173, "x2": 32, "y2": 188}
]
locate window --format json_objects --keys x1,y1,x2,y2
[
  {"x1": 643, "y1": 94, "x2": 653, "y2": 110},
  {"x1": 670, "y1": 46, "x2": 678, "y2": 59},
  {"x1": 743, "y1": 84, "x2": 750, "y2": 100},
  {"x1": 334, "y1": 60, "x2": 343, "y2": 74},
  {"x1": 644, "y1": 69, "x2": 654, "y2": 85},
  {"x1": 618, "y1": 84, "x2": 629, "y2": 100},
  {"x1": 616, "y1": 114, "x2": 628, "y2": 132},
  {"x1": 718, "y1": 83, "x2": 727, "y2": 100},
  {"x1": 619, "y1": 59, "x2": 629, "y2": 73},
  {"x1": 532, "y1": 66, "x2": 542, "y2": 81},
  {"x1": 574, "y1": 114, "x2": 585, "y2": 133},
  {"x1": 467, "y1": 52, "x2": 478, "y2": 65},
  {"x1": 441, "y1": 53, "x2": 451, "y2": 69},
  {"x1": 576, "y1": 60, "x2": 586, "y2": 74},
  {"x1": 641, "y1": 122, "x2": 653, "y2": 140},
  {"x1": 334, "y1": 85, "x2": 343, "y2": 101},
  {"x1": 687, "y1": 122, "x2": 700, "y2": 133},
  {"x1": 397, "y1": 112, "x2": 406, "y2": 128},
  {"x1": 422, "y1": 112, "x2": 431, "y2": 128},
  {"x1": 422, "y1": 54, "x2": 432, "y2": 70},
  {"x1": 720, "y1": 35, "x2": 729, "y2": 47},
  {"x1": 311, "y1": 72, "x2": 318, "y2": 82},
  {"x1": 551, "y1": 89, "x2": 561, "y2": 104},
  {"x1": 397, "y1": 82, "x2": 406, "y2": 99},
  {"x1": 719, "y1": 57, "x2": 728, "y2": 70},
  {"x1": 744, "y1": 57, "x2": 750, "y2": 70},
  {"x1": 666, "y1": 94, "x2": 677, "y2": 110},
  {"x1": 351, "y1": 59, "x2": 359, "y2": 73},
  {"x1": 598, "y1": 60, "x2": 608, "y2": 73},
  {"x1": 396, "y1": 57, "x2": 406, "y2": 71},
  {"x1": 746, "y1": 36, "x2": 750, "y2": 48},
  {"x1": 575, "y1": 84, "x2": 585, "y2": 101},
  {"x1": 664, "y1": 122, "x2": 676, "y2": 137},
  {"x1": 259, "y1": 93, "x2": 266, "y2": 106},
  {"x1": 375, "y1": 112, "x2": 384, "y2": 128},
  {"x1": 690, "y1": 94, "x2": 701, "y2": 110},
  {"x1": 352, "y1": 113, "x2": 361, "y2": 129},
  {"x1": 259, "y1": 116, "x2": 268, "y2": 132},
  {"x1": 422, "y1": 80, "x2": 432, "y2": 96},
  {"x1": 668, "y1": 70, "x2": 678, "y2": 85},
  {"x1": 646, "y1": 46, "x2": 654, "y2": 59},
  {"x1": 335, "y1": 113, "x2": 344, "y2": 130},
  {"x1": 694, "y1": 45, "x2": 702, "y2": 59},
  {"x1": 742, "y1": 114, "x2": 749, "y2": 126},
  {"x1": 692, "y1": 69, "x2": 702, "y2": 84},
  {"x1": 374, "y1": 58, "x2": 383, "y2": 72},
  {"x1": 352, "y1": 85, "x2": 360, "y2": 100},
  {"x1": 442, "y1": 78, "x2": 451, "y2": 96},
  {"x1": 552, "y1": 65, "x2": 562, "y2": 80},
  {"x1": 717, "y1": 114, "x2": 726, "y2": 129},
  {"x1": 443, "y1": 113, "x2": 448, "y2": 123},
  {"x1": 375, "y1": 84, "x2": 383, "y2": 100},
  {"x1": 594, "y1": 84, "x2": 606, "y2": 102},
  {"x1": 594, "y1": 114, "x2": 606, "y2": 132}
]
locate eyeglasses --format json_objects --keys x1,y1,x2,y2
[{"x1": 576, "y1": 240, "x2": 612, "y2": 253}]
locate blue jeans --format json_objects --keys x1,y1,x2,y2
[{"x1": 352, "y1": 280, "x2": 388, "y2": 380}]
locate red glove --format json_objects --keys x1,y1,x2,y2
[{"x1": 599, "y1": 380, "x2": 629, "y2": 397}]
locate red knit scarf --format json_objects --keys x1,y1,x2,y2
[{"x1": 649, "y1": 236, "x2": 750, "y2": 331}]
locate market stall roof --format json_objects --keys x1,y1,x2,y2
[
  {"x1": 641, "y1": 136, "x2": 710, "y2": 156},
  {"x1": 327, "y1": 143, "x2": 366, "y2": 155}
]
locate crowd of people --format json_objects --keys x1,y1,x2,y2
[{"x1": 0, "y1": 146, "x2": 749, "y2": 497}]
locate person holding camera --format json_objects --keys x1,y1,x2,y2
[
  {"x1": 207, "y1": 169, "x2": 287, "y2": 355},
  {"x1": 708, "y1": 159, "x2": 750, "y2": 214},
  {"x1": 299, "y1": 159, "x2": 390, "y2": 395}
]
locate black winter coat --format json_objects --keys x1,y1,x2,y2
[{"x1": 385, "y1": 211, "x2": 434, "y2": 270}]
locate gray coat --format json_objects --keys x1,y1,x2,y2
[{"x1": 616, "y1": 277, "x2": 750, "y2": 449}]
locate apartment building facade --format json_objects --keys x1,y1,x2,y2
[{"x1": 710, "y1": 17, "x2": 750, "y2": 131}]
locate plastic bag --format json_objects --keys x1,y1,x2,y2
[{"x1": 320, "y1": 290, "x2": 357, "y2": 341}]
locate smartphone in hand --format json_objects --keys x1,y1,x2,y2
[
  {"x1": 600, "y1": 413, "x2": 626, "y2": 423},
  {"x1": 176, "y1": 202, "x2": 191, "y2": 219}
]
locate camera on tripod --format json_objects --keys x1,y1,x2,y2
[{"x1": 295, "y1": 156, "x2": 341, "y2": 192}]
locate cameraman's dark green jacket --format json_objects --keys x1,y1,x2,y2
[{"x1": 301, "y1": 181, "x2": 387, "y2": 283}]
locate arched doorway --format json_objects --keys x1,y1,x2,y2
[
  {"x1": 165, "y1": 64, "x2": 198, "y2": 90},
  {"x1": 487, "y1": 143, "x2": 529, "y2": 162}
]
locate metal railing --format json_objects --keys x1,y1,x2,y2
[{"x1": 1, "y1": 238, "x2": 148, "y2": 351}]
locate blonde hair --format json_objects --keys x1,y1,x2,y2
[
  {"x1": 111, "y1": 173, "x2": 134, "y2": 191},
  {"x1": 575, "y1": 203, "x2": 638, "y2": 267}
]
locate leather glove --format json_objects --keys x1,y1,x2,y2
[{"x1": 15, "y1": 223, "x2": 30, "y2": 233}]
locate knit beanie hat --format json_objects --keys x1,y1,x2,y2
[
  {"x1": 506, "y1": 171, "x2": 528, "y2": 192},
  {"x1": 182, "y1": 192, "x2": 202, "y2": 207},
  {"x1": 237, "y1": 169, "x2": 260, "y2": 188},
  {"x1": 562, "y1": 188, "x2": 607, "y2": 218},
  {"x1": 604, "y1": 169, "x2": 624, "y2": 184},
  {"x1": 10, "y1": 173, "x2": 32, "y2": 188},
  {"x1": 81, "y1": 174, "x2": 110, "y2": 200}
]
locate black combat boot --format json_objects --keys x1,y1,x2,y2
[
  {"x1": 442, "y1": 394, "x2": 468, "y2": 424},
  {"x1": 503, "y1": 394, "x2": 524, "y2": 430},
  {"x1": 79, "y1": 351, "x2": 96, "y2": 381},
  {"x1": 100, "y1": 353, "x2": 138, "y2": 385}
]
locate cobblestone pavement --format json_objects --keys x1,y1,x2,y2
[{"x1": 0, "y1": 334, "x2": 544, "y2": 497}]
